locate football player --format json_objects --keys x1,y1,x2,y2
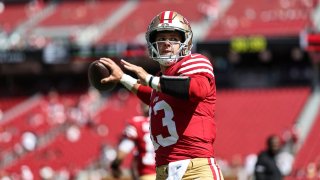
[
  {"x1": 110, "y1": 102, "x2": 156, "y2": 180},
  {"x1": 100, "y1": 11, "x2": 224, "y2": 180}
]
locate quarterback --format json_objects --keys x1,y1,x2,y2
[{"x1": 100, "y1": 11, "x2": 224, "y2": 180}]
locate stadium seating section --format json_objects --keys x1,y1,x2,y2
[
  {"x1": 0, "y1": 3, "x2": 30, "y2": 34},
  {"x1": 3, "y1": 0, "x2": 311, "y2": 44},
  {"x1": 215, "y1": 87, "x2": 310, "y2": 162},
  {"x1": 1, "y1": 87, "x2": 313, "y2": 178},
  {"x1": 205, "y1": 0, "x2": 312, "y2": 40},
  {"x1": 290, "y1": 110, "x2": 320, "y2": 177},
  {"x1": 1, "y1": 92, "x2": 140, "y2": 178},
  {"x1": 97, "y1": 0, "x2": 207, "y2": 44},
  {"x1": 0, "y1": 96, "x2": 27, "y2": 111},
  {"x1": 37, "y1": 1, "x2": 125, "y2": 27}
]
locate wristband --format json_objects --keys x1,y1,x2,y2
[
  {"x1": 148, "y1": 76, "x2": 153, "y2": 87},
  {"x1": 145, "y1": 74, "x2": 159, "y2": 91},
  {"x1": 146, "y1": 74, "x2": 153, "y2": 86},
  {"x1": 120, "y1": 74, "x2": 137, "y2": 90},
  {"x1": 150, "y1": 76, "x2": 160, "y2": 90}
]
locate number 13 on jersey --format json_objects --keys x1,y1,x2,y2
[{"x1": 150, "y1": 100, "x2": 179, "y2": 150}]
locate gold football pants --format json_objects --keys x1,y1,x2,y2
[{"x1": 156, "y1": 158, "x2": 224, "y2": 180}]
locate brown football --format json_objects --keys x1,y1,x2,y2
[{"x1": 88, "y1": 60, "x2": 117, "y2": 91}]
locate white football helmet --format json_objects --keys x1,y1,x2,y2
[{"x1": 146, "y1": 11, "x2": 193, "y2": 66}]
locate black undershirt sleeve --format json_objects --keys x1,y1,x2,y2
[{"x1": 160, "y1": 75, "x2": 190, "y2": 99}]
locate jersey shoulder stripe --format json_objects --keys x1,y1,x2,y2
[
  {"x1": 178, "y1": 55, "x2": 214, "y2": 78},
  {"x1": 179, "y1": 61, "x2": 213, "y2": 72}
]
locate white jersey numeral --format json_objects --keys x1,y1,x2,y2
[{"x1": 151, "y1": 100, "x2": 179, "y2": 150}]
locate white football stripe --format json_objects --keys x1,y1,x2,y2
[
  {"x1": 178, "y1": 63, "x2": 213, "y2": 73},
  {"x1": 181, "y1": 58, "x2": 212, "y2": 65},
  {"x1": 163, "y1": 11, "x2": 171, "y2": 23},
  {"x1": 181, "y1": 69, "x2": 214, "y2": 77},
  {"x1": 210, "y1": 158, "x2": 221, "y2": 180}
]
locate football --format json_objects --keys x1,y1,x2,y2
[{"x1": 88, "y1": 60, "x2": 117, "y2": 91}]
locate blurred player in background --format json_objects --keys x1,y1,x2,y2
[
  {"x1": 254, "y1": 135, "x2": 283, "y2": 180},
  {"x1": 110, "y1": 102, "x2": 156, "y2": 180},
  {"x1": 100, "y1": 11, "x2": 223, "y2": 180}
]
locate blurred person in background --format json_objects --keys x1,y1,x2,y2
[
  {"x1": 99, "y1": 10, "x2": 223, "y2": 180},
  {"x1": 110, "y1": 102, "x2": 156, "y2": 180},
  {"x1": 21, "y1": 131, "x2": 38, "y2": 152},
  {"x1": 20, "y1": 165, "x2": 33, "y2": 180},
  {"x1": 254, "y1": 135, "x2": 283, "y2": 180},
  {"x1": 276, "y1": 149, "x2": 294, "y2": 178},
  {"x1": 45, "y1": 89, "x2": 66, "y2": 125},
  {"x1": 243, "y1": 153, "x2": 258, "y2": 180}
]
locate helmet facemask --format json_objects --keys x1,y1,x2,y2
[{"x1": 148, "y1": 31, "x2": 192, "y2": 66}]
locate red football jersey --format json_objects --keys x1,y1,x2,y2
[
  {"x1": 123, "y1": 115, "x2": 156, "y2": 175},
  {"x1": 137, "y1": 53, "x2": 217, "y2": 166}
]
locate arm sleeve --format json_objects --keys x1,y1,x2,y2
[
  {"x1": 189, "y1": 75, "x2": 212, "y2": 102},
  {"x1": 136, "y1": 85, "x2": 152, "y2": 105}
]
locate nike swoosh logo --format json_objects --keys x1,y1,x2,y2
[{"x1": 190, "y1": 54, "x2": 201, "y2": 58}]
